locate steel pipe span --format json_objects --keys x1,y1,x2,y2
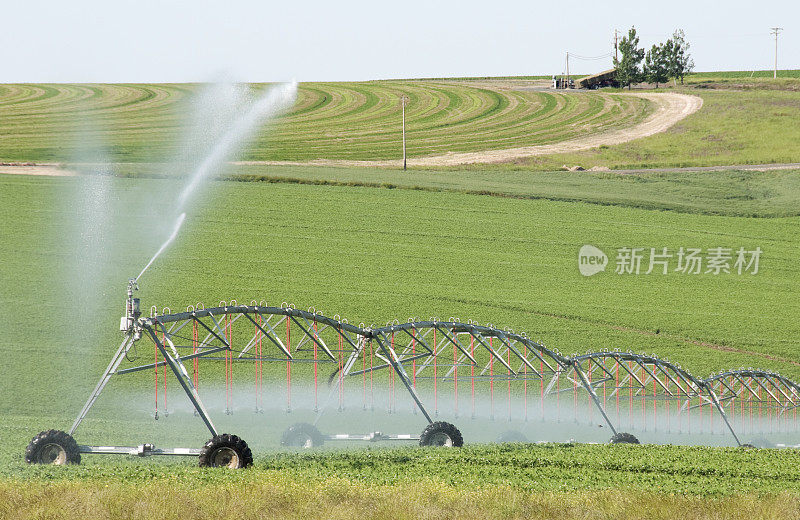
[{"x1": 68, "y1": 302, "x2": 800, "y2": 448}]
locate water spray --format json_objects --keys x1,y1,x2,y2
[
  {"x1": 135, "y1": 212, "x2": 186, "y2": 283},
  {"x1": 176, "y1": 81, "x2": 298, "y2": 211},
  {"x1": 120, "y1": 211, "x2": 186, "y2": 338},
  {"x1": 116, "y1": 81, "x2": 298, "y2": 361}
]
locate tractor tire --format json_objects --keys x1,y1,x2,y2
[
  {"x1": 419, "y1": 421, "x2": 463, "y2": 447},
  {"x1": 26, "y1": 429, "x2": 81, "y2": 465},
  {"x1": 280, "y1": 423, "x2": 325, "y2": 448},
  {"x1": 198, "y1": 433, "x2": 252, "y2": 468},
  {"x1": 497, "y1": 430, "x2": 528, "y2": 443},
  {"x1": 609, "y1": 432, "x2": 640, "y2": 445}
]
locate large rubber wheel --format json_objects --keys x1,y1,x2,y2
[
  {"x1": 497, "y1": 431, "x2": 528, "y2": 443},
  {"x1": 609, "y1": 432, "x2": 640, "y2": 445},
  {"x1": 419, "y1": 421, "x2": 463, "y2": 447},
  {"x1": 198, "y1": 433, "x2": 253, "y2": 468},
  {"x1": 280, "y1": 423, "x2": 325, "y2": 448},
  {"x1": 26, "y1": 429, "x2": 81, "y2": 465}
]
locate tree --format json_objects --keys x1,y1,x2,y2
[
  {"x1": 668, "y1": 29, "x2": 694, "y2": 85},
  {"x1": 613, "y1": 27, "x2": 645, "y2": 90},
  {"x1": 644, "y1": 42, "x2": 670, "y2": 88}
]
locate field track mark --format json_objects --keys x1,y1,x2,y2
[{"x1": 237, "y1": 92, "x2": 703, "y2": 167}]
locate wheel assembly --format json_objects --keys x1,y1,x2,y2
[
  {"x1": 25, "y1": 429, "x2": 81, "y2": 465},
  {"x1": 280, "y1": 423, "x2": 325, "y2": 448},
  {"x1": 198, "y1": 433, "x2": 253, "y2": 468},
  {"x1": 609, "y1": 432, "x2": 640, "y2": 445},
  {"x1": 419, "y1": 421, "x2": 463, "y2": 447}
]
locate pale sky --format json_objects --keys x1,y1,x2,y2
[{"x1": 1, "y1": 0, "x2": 797, "y2": 83}]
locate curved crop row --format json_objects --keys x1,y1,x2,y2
[{"x1": 0, "y1": 82, "x2": 654, "y2": 163}]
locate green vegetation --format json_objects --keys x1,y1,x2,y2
[
  {"x1": 691, "y1": 70, "x2": 800, "y2": 79},
  {"x1": 682, "y1": 70, "x2": 800, "y2": 91},
  {"x1": 3, "y1": 72, "x2": 800, "y2": 517},
  {"x1": 615, "y1": 27, "x2": 693, "y2": 89},
  {"x1": 3, "y1": 77, "x2": 800, "y2": 170},
  {"x1": 1, "y1": 174, "x2": 798, "y2": 414},
  {"x1": 2, "y1": 444, "x2": 800, "y2": 518},
  {"x1": 0, "y1": 82, "x2": 652, "y2": 163},
  {"x1": 515, "y1": 88, "x2": 800, "y2": 171},
  {"x1": 6, "y1": 442, "x2": 800, "y2": 495},
  {"x1": 614, "y1": 27, "x2": 645, "y2": 89},
  {"x1": 1, "y1": 169, "x2": 799, "y2": 516},
  {"x1": 214, "y1": 164, "x2": 800, "y2": 218},
  {"x1": 2, "y1": 76, "x2": 800, "y2": 169},
  {"x1": 3, "y1": 477, "x2": 798, "y2": 520}
]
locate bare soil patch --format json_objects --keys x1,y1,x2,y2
[{"x1": 0, "y1": 163, "x2": 76, "y2": 176}]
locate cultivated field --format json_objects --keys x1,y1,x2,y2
[
  {"x1": 3, "y1": 444, "x2": 800, "y2": 519},
  {"x1": 2, "y1": 72, "x2": 800, "y2": 518},
  {"x1": 2, "y1": 76, "x2": 800, "y2": 170},
  {"x1": 0, "y1": 82, "x2": 654, "y2": 162},
  {"x1": 2, "y1": 172, "x2": 798, "y2": 441}
]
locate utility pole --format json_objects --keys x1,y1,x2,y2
[
  {"x1": 400, "y1": 94, "x2": 408, "y2": 170},
  {"x1": 771, "y1": 27, "x2": 783, "y2": 79},
  {"x1": 566, "y1": 52, "x2": 570, "y2": 88},
  {"x1": 614, "y1": 29, "x2": 619, "y2": 63}
]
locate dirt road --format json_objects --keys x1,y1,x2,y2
[
  {"x1": 0, "y1": 93, "x2": 702, "y2": 172},
  {"x1": 235, "y1": 92, "x2": 703, "y2": 168}
]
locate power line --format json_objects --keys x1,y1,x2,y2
[{"x1": 567, "y1": 52, "x2": 614, "y2": 61}]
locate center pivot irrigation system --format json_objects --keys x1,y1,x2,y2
[{"x1": 27, "y1": 281, "x2": 800, "y2": 467}]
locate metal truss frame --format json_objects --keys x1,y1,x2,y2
[{"x1": 70, "y1": 304, "x2": 800, "y2": 450}]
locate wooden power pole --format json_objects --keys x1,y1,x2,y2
[
  {"x1": 614, "y1": 29, "x2": 619, "y2": 63},
  {"x1": 771, "y1": 27, "x2": 783, "y2": 79}
]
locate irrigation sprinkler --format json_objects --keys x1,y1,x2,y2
[{"x1": 26, "y1": 282, "x2": 800, "y2": 467}]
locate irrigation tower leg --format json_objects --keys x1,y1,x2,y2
[
  {"x1": 70, "y1": 336, "x2": 135, "y2": 436},
  {"x1": 572, "y1": 360, "x2": 618, "y2": 435},
  {"x1": 312, "y1": 336, "x2": 365, "y2": 425},
  {"x1": 705, "y1": 387, "x2": 742, "y2": 446},
  {"x1": 373, "y1": 333, "x2": 433, "y2": 424},
  {"x1": 145, "y1": 327, "x2": 218, "y2": 437}
]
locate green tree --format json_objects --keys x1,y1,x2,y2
[
  {"x1": 668, "y1": 29, "x2": 694, "y2": 85},
  {"x1": 644, "y1": 42, "x2": 670, "y2": 88},
  {"x1": 613, "y1": 27, "x2": 645, "y2": 90}
]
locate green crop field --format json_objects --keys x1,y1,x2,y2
[
  {"x1": 3, "y1": 444, "x2": 800, "y2": 519},
  {"x1": 2, "y1": 75, "x2": 800, "y2": 171},
  {"x1": 1, "y1": 171, "x2": 799, "y2": 512},
  {"x1": 490, "y1": 88, "x2": 800, "y2": 171},
  {"x1": 3, "y1": 73, "x2": 800, "y2": 518},
  {"x1": 215, "y1": 164, "x2": 800, "y2": 217},
  {"x1": 0, "y1": 82, "x2": 653, "y2": 163},
  {"x1": 2, "y1": 173, "x2": 798, "y2": 391},
  {"x1": 689, "y1": 70, "x2": 800, "y2": 79}
]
